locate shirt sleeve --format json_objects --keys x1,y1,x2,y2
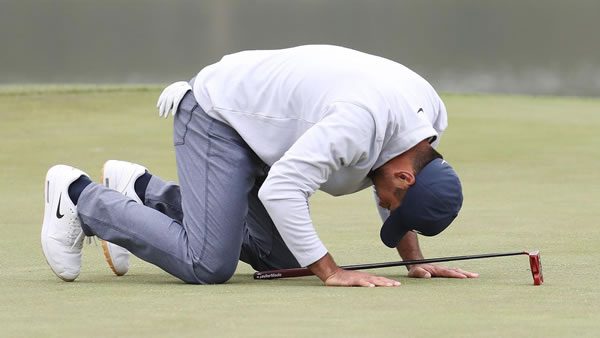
[{"x1": 258, "y1": 102, "x2": 376, "y2": 267}]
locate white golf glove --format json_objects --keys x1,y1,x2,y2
[{"x1": 156, "y1": 81, "x2": 192, "y2": 118}]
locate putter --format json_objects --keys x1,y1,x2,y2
[{"x1": 254, "y1": 250, "x2": 544, "y2": 286}]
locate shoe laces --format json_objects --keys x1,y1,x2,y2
[
  {"x1": 64, "y1": 204, "x2": 98, "y2": 250},
  {"x1": 65, "y1": 206, "x2": 91, "y2": 249},
  {"x1": 69, "y1": 231, "x2": 97, "y2": 250},
  {"x1": 69, "y1": 228, "x2": 85, "y2": 250}
]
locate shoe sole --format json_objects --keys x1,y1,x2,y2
[
  {"x1": 101, "y1": 240, "x2": 124, "y2": 276},
  {"x1": 99, "y1": 162, "x2": 126, "y2": 277}
]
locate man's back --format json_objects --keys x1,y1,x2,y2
[{"x1": 192, "y1": 45, "x2": 446, "y2": 167}]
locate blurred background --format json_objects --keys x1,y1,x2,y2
[{"x1": 1, "y1": 0, "x2": 598, "y2": 96}]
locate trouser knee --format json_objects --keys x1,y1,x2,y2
[
  {"x1": 200, "y1": 262, "x2": 237, "y2": 284},
  {"x1": 178, "y1": 258, "x2": 238, "y2": 285}
]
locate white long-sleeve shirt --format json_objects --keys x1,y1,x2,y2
[{"x1": 192, "y1": 45, "x2": 448, "y2": 267}]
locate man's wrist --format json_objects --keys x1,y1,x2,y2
[
  {"x1": 308, "y1": 253, "x2": 340, "y2": 282},
  {"x1": 395, "y1": 231, "x2": 425, "y2": 270}
]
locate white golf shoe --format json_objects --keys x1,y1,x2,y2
[
  {"x1": 41, "y1": 165, "x2": 90, "y2": 282},
  {"x1": 100, "y1": 160, "x2": 147, "y2": 276}
]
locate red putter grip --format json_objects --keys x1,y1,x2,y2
[
  {"x1": 528, "y1": 250, "x2": 543, "y2": 286},
  {"x1": 254, "y1": 267, "x2": 313, "y2": 280}
]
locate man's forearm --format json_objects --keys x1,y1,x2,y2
[{"x1": 395, "y1": 231, "x2": 424, "y2": 269}]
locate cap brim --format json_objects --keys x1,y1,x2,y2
[
  {"x1": 380, "y1": 211, "x2": 458, "y2": 248},
  {"x1": 380, "y1": 202, "x2": 415, "y2": 248}
]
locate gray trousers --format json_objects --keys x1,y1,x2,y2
[{"x1": 78, "y1": 91, "x2": 300, "y2": 284}]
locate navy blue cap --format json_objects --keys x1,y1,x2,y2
[{"x1": 380, "y1": 158, "x2": 463, "y2": 248}]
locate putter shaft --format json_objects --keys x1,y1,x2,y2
[{"x1": 254, "y1": 251, "x2": 529, "y2": 280}]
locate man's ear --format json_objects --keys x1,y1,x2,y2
[{"x1": 394, "y1": 170, "x2": 416, "y2": 187}]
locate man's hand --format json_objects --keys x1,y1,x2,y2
[
  {"x1": 395, "y1": 232, "x2": 478, "y2": 279},
  {"x1": 309, "y1": 253, "x2": 400, "y2": 287},
  {"x1": 407, "y1": 264, "x2": 479, "y2": 279},
  {"x1": 325, "y1": 269, "x2": 401, "y2": 287},
  {"x1": 156, "y1": 81, "x2": 192, "y2": 118}
]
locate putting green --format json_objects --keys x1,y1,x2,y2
[{"x1": 1, "y1": 87, "x2": 598, "y2": 337}]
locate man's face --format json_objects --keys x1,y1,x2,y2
[{"x1": 372, "y1": 171, "x2": 410, "y2": 211}]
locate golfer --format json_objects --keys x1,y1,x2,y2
[{"x1": 41, "y1": 45, "x2": 478, "y2": 286}]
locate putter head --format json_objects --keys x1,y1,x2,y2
[{"x1": 528, "y1": 250, "x2": 543, "y2": 286}]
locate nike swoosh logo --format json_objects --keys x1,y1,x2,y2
[
  {"x1": 56, "y1": 194, "x2": 65, "y2": 219},
  {"x1": 417, "y1": 108, "x2": 424, "y2": 114}
]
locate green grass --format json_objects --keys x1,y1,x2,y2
[{"x1": 1, "y1": 87, "x2": 599, "y2": 337}]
